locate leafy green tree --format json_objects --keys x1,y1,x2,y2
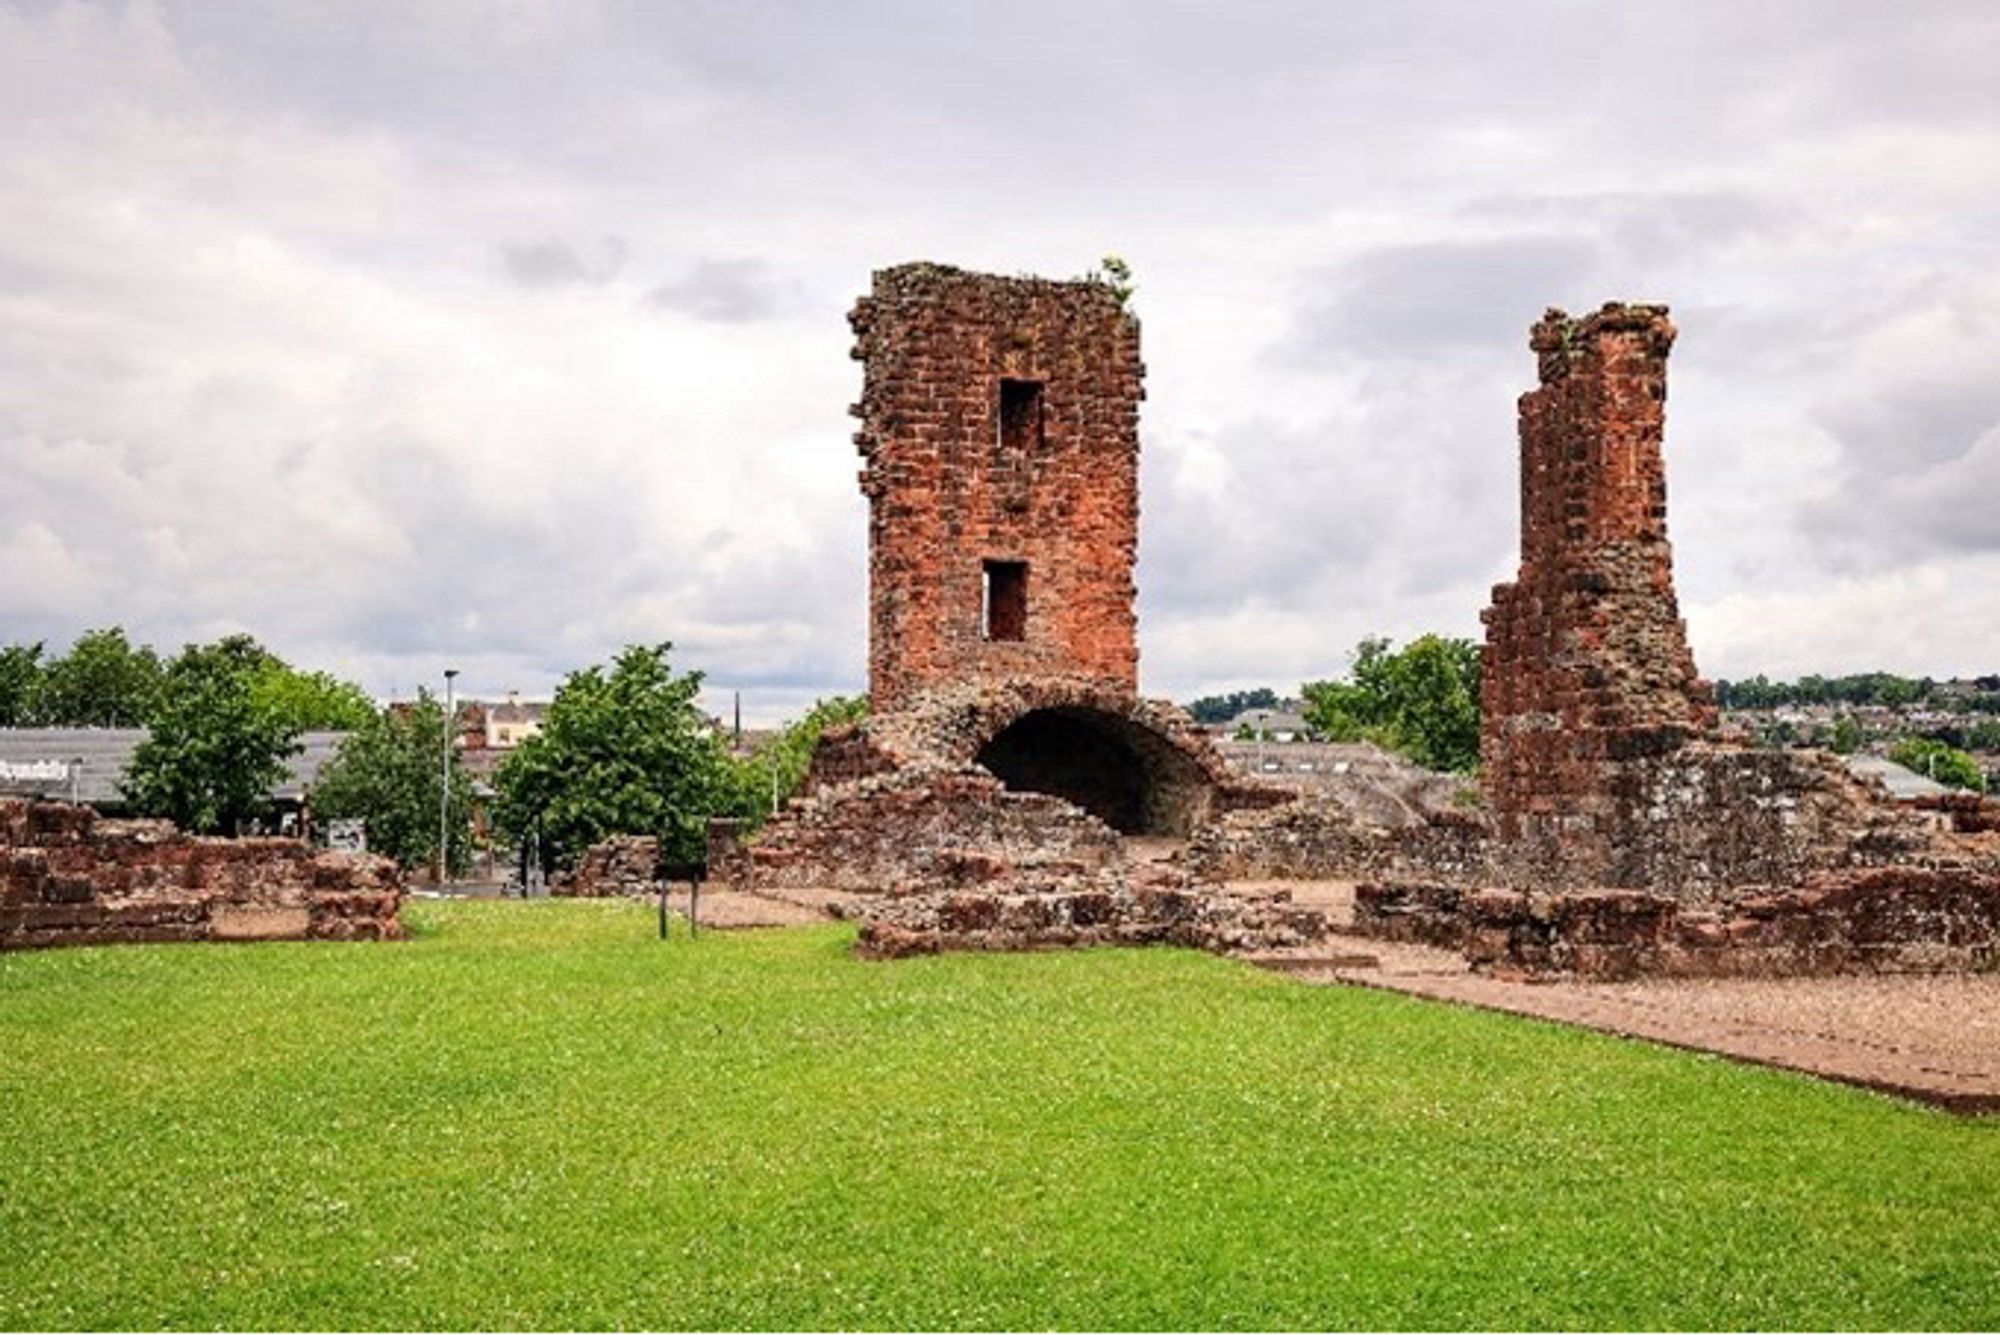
[
  {"x1": 36, "y1": 627, "x2": 164, "y2": 727},
  {"x1": 1829, "y1": 713, "x2": 1864, "y2": 755},
  {"x1": 311, "y1": 692, "x2": 472, "y2": 873},
  {"x1": 1890, "y1": 737, "x2": 1985, "y2": 791},
  {"x1": 494, "y1": 644, "x2": 738, "y2": 869},
  {"x1": 0, "y1": 643, "x2": 44, "y2": 726},
  {"x1": 122, "y1": 636, "x2": 300, "y2": 833},
  {"x1": 1185, "y1": 687, "x2": 1280, "y2": 725},
  {"x1": 732, "y1": 696, "x2": 868, "y2": 824},
  {"x1": 249, "y1": 661, "x2": 376, "y2": 734},
  {"x1": 1302, "y1": 634, "x2": 1481, "y2": 772}
]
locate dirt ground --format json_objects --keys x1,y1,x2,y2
[{"x1": 1239, "y1": 879, "x2": 2000, "y2": 1115}]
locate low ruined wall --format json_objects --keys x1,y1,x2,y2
[
  {"x1": 1593, "y1": 745, "x2": 1922, "y2": 895},
  {"x1": 1354, "y1": 867, "x2": 2000, "y2": 980},
  {"x1": 1184, "y1": 797, "x2": 1491, "y2": 884},
  {"x1": 729, "y1": 766, "x2": 1121, "y2": 893},
  {"x1": 1199, "y1": 744, "x2": 1942, "y2": 903},
  {"x1": 1914, "y1": 793, "x2": 2000, "y2": 836},
  {"x1": 855, "y1": 876, "x2": 1327, "y2": 960},
  {"x1": 800, "y1": 724, "x2": 899, "y2": 797},
  {"x1": 0, "y1": 799, "x2": 404, "y2": 951},
  {"x1": 554, "y1": 834, "x2": 660, "y2": 897}
]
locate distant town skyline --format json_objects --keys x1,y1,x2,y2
[{"x1": 3, "y1": 2, "x2": 1998, "y2": 725}]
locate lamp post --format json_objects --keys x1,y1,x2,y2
[{"x1": 439, "y1": 667, "x2": 459, "y2": 886}]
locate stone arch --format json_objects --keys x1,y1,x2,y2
[{"x1": 972, "y1": 704, "x2": 1217, "y2": 836}]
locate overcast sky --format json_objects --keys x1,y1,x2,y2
[{"x1": 3, "y1": 1, "x2": 1998, "y2": 721}]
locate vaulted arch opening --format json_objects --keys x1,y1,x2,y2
[{"x1": 972, "y1": 706, "x2": 1216, "y2": 836}]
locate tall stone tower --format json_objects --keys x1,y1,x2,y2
[
  {"x1": 1481, "y1": 304, "x2": 1717, "y2": 849},
  {"x1": 848, "y1": 264, "x2": 1143, "y2": 711}
]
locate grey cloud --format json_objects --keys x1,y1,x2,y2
[
  {"x1": 1140, "y1": 366, "x2": 1518, "y2": 628},
  {"x1": 8, "y1": 0, "x2": 2000, "y2": 705},
  {"x1": 1277, "y1": 237, "x2": 1601, "y2": 364},
  {"x1": 645, "y1": 260, "x2": 803, "y2": 323},
  {"x1": 498, "y1": 237, "x2": 627, "y2": 287},
  {"x1": 1463, "y1": 190, "x2": 1805, "y2": 267},
  {"x1": 1816, "y1": 378, "x2": 2000, "y2": 473}
]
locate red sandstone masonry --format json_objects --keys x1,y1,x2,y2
[
  {"x1": 0, "y1": 799, "x2": 403, "y2": 950},
  {"x1": 1481, "y1": 305, "x2": 1716, "y2": 868},
  {"x1": 852, "y1": 265, "x2": 1142, "y2": 709},
  {"x1": 1352, "y1": 868, "x2": 2000, "y2": 981}
]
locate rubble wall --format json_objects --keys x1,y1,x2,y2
[
  {"x1": 1480, "y1": 304, "x2": 1718, "y2": 877},
  {"x1": 727, "y1": 767, "x2": 1122, "y2": 893},
  {"x1": 1184, "y1": 797, "x2": 1491, "y2": 884},
  {"x1": 855, "y1": 878, "x2": 1328, "y2": 960},
  {"x1": 852, "y1": 265, "x2": 1142, "y2": 708},
  {"x1": 0, "y1": 799, "x2": 404, "y2": 951},
  {"x1": 1354, "y1": 867, "x2": 2000, "y2": 980},
  {"x1": 554, "y1": 834, "x2": 661, "y2": 897}
]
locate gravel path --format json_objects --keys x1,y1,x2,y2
[{"x1": 1227, "y1": 878, "x2": 2000, "y2": 1113}]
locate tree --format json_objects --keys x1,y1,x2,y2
[
  {"x1": 249, "y1": 661, "x2": 377, "y2": 734},
  {"x1": 1302, "y1": 634, "x2": 1481, "y2": 773},
  {"x1": 1890, "y1": 737, "x2": 1985, "y2": 792},
  {"x1": 732, "y1": 695, "x2": 868, "y2": 824},
  {"x1": 122, "y1": 636, "x2": 300, "y2": 833},
  {"x1": 493, "y1": 644, "x2": 739, "y2": 869},
  {"x1": 0, "y1": 643, "x2": 44, "y2": 726},
  {"x1": 1185, "y1": 687, "x2": 1279, "y2": 726},
  {"x1": 311, "y1": 692, "x2": 472, "y2": 873},
  {"x1": 36, "y1": 627, "x2": 164, "y2": 727},
  {"x1": 1830, "y1": 713, "x2": 1864, "y2": 755}
]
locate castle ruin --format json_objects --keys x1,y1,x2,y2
[{"x1": 723, "y1": 268, "x2": 2000, "y2": 975}]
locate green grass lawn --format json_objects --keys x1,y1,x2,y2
[{"x1": 3, "y1": 901, "x2": 1997, "y2": 1331}]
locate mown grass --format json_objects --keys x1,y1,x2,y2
[{"x1": 3, "y1": 900, "x2": 1997, "y2": 1330}]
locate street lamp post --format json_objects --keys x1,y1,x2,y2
[{"x1": 439, "y1": 667, "x2": 459, "y2": 886}]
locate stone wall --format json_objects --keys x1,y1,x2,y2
[
  {"x1": 852, "y1": 264, "x2": 1142, "y2": 709},
  {"x1": 853, "y1": 869, "x2": 1329, "y2": 960},
  {"x1": 727, "y1": 766, "x2": 1121, "y2": 893},
  {"x1": 1468, "y1": 304, "x2": 1949, "y2": 900},
  {"x1": 1914, "y1": 792, "x2": 2000, "y2": 836},
  {"x1": 1, "y1": 799, "x2": 403, "y2": 950},
  {"x1": 554, "y1": 834, "x2": 661, "y2": 897},
  {"x1": 1184, "y1": 797, "x2": 1491, "y2": 884},
  {"x1": 1480, "y1": 304, "x2": 1718, "y2": 877},
  {"x1": 1353, "y1": 866, "x2": 2000, "y2": 980}
]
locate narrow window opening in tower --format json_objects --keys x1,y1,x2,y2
[
  {"x1": 983, "y1": 560, "x2": 1028, "y2": 641},
  {"x1": 998, "y1": 378, "x2": 1044, "y2": 454}
]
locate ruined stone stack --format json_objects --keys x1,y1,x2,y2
[
  {"x1": 1481, "y1": 304, "x2": 1717, "y2": 875},
  {"x1": 851, "y1": 264, "x2": 1143, "y2": 708},
  {"x1": 0, "y1": 798, "x2": 404, "y2": 950},
  {"x1": 720, "y1": 263, "x2": 1316, "y2": 959}
]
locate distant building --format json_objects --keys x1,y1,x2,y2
[
  {"x1": 0, "y1": 727, "x2": 349, "y2": 825},
  {"x1": 1844, "y1": 754, "x2": 1952, "y2": 801},
  {"x1": 478, "y1": 693, "x2": 548, "y2": 750},
  {"x1": 1227, "y1": 706, "x2": 1311, "y2": 742}
]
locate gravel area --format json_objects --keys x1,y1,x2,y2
[
  {"x1": 1572, "y1": 974, "x2": 2000, "y2": 1074},
  {"x1": 1215, "y1": 877, "x2": 2000, "y2": 1113}
]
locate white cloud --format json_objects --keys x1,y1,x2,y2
[{"x1": 2, "y1": 1, "x2": 1998, "y2": 722}]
